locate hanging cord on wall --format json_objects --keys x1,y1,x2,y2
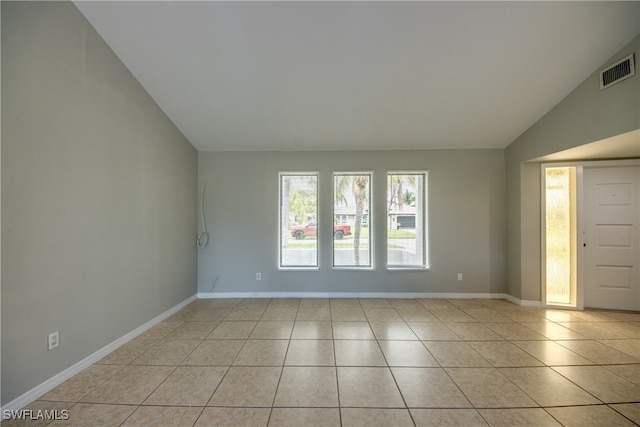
[{"x1": 197, "y1": 182, "x2": 209, "y2": 248}]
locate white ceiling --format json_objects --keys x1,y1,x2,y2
[{"x1": 74, "y1": 1, "x2": 640, "y2": 152}]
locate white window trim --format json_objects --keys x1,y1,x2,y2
[
  {"x1": 386, "y1": 170, "x2": 430, "y2": 270},
  {"x1": 278, "y1": 171, "x2": 320, "y2": 270},
  {"x1": 332, "y1": 171, "x2": 375, "y2": 270}
]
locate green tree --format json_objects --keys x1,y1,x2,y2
[
  {"x1": 403, "y1": 189, "x2": 415, "y2": 206},
  {"x1": 290, "y1": 188, "x2": 316, "y2": 225},
  {"x1": 282, "y1": 175, "x2": 317, "y2": 249},
  {"x1": 334, "y1": 175, "x2": 369, "y2": 265},
  {"x1": 281, "y1": 176, "x2": 290, "y2": 249},
  {"x1": 388, "y1": 175, "x2": 416, "y2": 211},
  {"x1": 334, "y1": 175, "x2": 351, "y2": 220},
  {"x1": 353, "y1": 176, "x2": 368, "y2": 265}
]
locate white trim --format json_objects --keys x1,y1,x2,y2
[
  {"x1": 576, "y1": 165, "x2": 585, "y2": 311},
  {"x1": 503, "y1": 293, "x2": 543, "y2": 307},
  {"x1": 198, "y1": 291, "x2": 515, "y2": 300},
  {"x1": 332, "y1": 171, "x2": 374, "y2": 269},
  {"x1": 386, "y1": 170, "x2": 429, "y2": 269},
  {"x1": 278, "y1": 172, "x2": 320, "y2": 270},
  {"x1": 1, "y1": 295, "x2": 197, "y2": 413},
  {"x1": 540, "y1": 164, "x2": 578, "y2": 308}
]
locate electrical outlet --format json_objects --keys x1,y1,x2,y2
[
  {"x1": 48, "y1": 331, "x2": 59, "y2": 350},
  {"x1": 457, "y1": 273, "x2": 463, "y2": 281},
  {"x1": 256, "y1": 272, "x2": 262, "y2": 280}
]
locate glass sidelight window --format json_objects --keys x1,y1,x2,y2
[{"x1": 544, "y1": 166, "x2": 577, "y2": 306}]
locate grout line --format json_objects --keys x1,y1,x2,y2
[
  {"x1": 25, "y1": 298, "x2": 640, "y2": 426},
  {"x1": 328, "y1": 300, "x2": 345, "y2": 427}
]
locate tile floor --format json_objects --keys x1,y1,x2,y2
[{"x1": 6, "y1": 298, "x2": 640, "y2": 426}]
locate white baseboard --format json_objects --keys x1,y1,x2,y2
[
  {"x1": 198, "y1": 291, "x2": 512, "y2": 300},
  {"x1": 198, "y1": 291, "x2": 543, "y2": 307},
  {"x1": 1, "y1": 294, "x2": 197, "y2": 413},
  {"x1": 503, "y1": 294, "x2": 543, "y2": 307}
]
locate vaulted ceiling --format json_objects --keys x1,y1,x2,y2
[{"x1": 74, "y1": 1, "x2": 640, "y2": 152}]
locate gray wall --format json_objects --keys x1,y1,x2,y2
[
  {"x1": 198, "y1": 150, "x2": 505, "y2": 295},
  {"x1": 1, "y1": 2, "x2": 197, "y2": 405},
  {"x1": 505, "y1": 34, "x2": 640, "y2": 301}
]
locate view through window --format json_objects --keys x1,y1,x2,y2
[
  {"x1": 387, "y1": 172, "x2": 428, "y2": 269},
  {"x1": 279, "y1": 171, "x2": 428, "y2": 270},
  {"x1": 279, "y1": 173, "x2": 318, "y2": 269},
  {"x1": 333, "y1": 173, "x2": 372, "y2": 268}
]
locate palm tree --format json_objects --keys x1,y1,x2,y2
[
  {"x1": 290, "y1": 188, "x2": 316, "y2": 225},
  {"x1": 388, "y1": 174, "x2": 416, "y2": 212},
  {"x1": 352, "y1": 176, "x2": 368, "y2": 265},
  {"x1": 388, "y1": 175, "x2": 399, "y2": 211},
  {"x1": 334, "y1": 175, "x2": 351, "y2": 217},
  {"x1": 334, "y1": 175, "x2": 369, "y2": 265}
]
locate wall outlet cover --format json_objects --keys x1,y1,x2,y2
[{"x1": 48, "y1": 331, "x2": 59, "y2": 350}]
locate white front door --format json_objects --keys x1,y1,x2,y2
[{"x1": 583, "y1": 165, "x2": 640, "y2": 311}]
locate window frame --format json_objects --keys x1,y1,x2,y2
[
  {"x1": 332, "y1": 171, "x2": 374, "y2": 270},
  {"x1": 278, "y1": 171, "x2": 320, "y2": 270},
  {"x1": 386, "y1": 170, "x2": 429, "y2": 270}
]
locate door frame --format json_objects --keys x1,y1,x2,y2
[{"x1": 541, "y1": 159, "x2": 640, "y2": 310}]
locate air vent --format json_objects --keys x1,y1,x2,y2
[{"x1": 600, "y1": 53, "x2": 635, "y2": 90}]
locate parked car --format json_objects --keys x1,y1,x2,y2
[{"x1": 291, "y1": 221, "x2": 351, "y2": 240}]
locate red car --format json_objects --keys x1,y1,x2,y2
[{"x1": 291, "y1": 221, "x2": 351, "y2": 240}]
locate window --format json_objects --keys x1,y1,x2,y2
[
  {"x1": 279, "y1": 173, "x2": 318, "y2": 269},
  {"x1": 544, "y1": 166, "x2": 576, "y2": 306},
  {"x1": 387, "y1": 172, "x2": 428, "y2": 269},
  {"x1": 333, "y1": 173, "x2": 372, "y2": 268}
]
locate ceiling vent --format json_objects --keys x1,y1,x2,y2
[{"x1": 600, "y1": 53, "x2": 635, "y2": 90}]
